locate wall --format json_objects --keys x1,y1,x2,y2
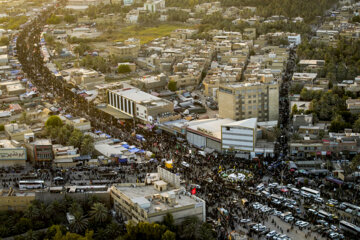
[
  {"x1": 0, "y1": 194, "x2": 35, "y2": 211},
  {"x1": 36, "y1": 191, "x2": 111, "y2": 206}
]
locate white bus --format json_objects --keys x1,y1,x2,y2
[
  {"x1": 339, "y1": 202, "x2": 360, "y2": 212},
  {"x1": 19, "y1": 180, "x2": 45, "y2": 190},
  {"x1": 339, "y1": 220, "x2": 360, "y2": 236},
  {"x1": 300, "y1": 187, "x2": 320, "y2": 198},
  {"x1": 318, "y1": 210, "x2": 336, "y2": 221}
]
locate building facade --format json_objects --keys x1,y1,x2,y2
[
  {"x1": 218, "y1": 82, "x2": 279, "y2": 121},
  {"x1": 107, "y1": 88, "x2": 174, "y2": 123}
]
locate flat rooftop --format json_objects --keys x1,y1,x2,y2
[
  {"x1": 110, "y1": 88, "x2": 171, "y2": 107},
  {"x1": 115, "y1": 185, "x2": 200, "y2": 214}
]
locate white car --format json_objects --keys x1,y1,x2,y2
[
  {"x1": 240, "y1": 218, "x2": 251, "y2": 223},
  {"x1": 314, "y1": 197, "x2": 324, "y2": 203},
  {"x1": 181, "y1": 161, "x2": 190, "y2": 168}
]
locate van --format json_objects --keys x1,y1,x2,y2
[{"x1": 261, "y1": 191, "x2": 270, "y2": 198}]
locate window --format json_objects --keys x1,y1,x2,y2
[
  {"x1": 248, "y1": 106, "x2": 252, "y2": 109},
  {"x1": 248, "y1": 111, "x2": 252, "y2": 114},
  {"x1": 253, "y1": 95, "x2": 256, "y2": 98},
  {"x1": 248, "y1": 100, "x2": 251, "y2": 103},
  {"x1": 226, "y1": 127, "x2": 230, "y2": 131}
]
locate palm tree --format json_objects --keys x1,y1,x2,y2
[
  {"x1": 90, "y1": 203, "x2": 108, "y2": 224},
  {"x1": 180, "y1": 216, "x2": 215, "y2": 240},
  {"x1": 70, "y1": 212, "x2": 88, "y2": 234},
  {"x1": 24, "y1": 204, "x2": 40, "y2": 221},
  {"x1": 104, "y1": 222, "x2": 122, "y2": 239}
]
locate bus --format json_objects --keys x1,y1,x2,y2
[
  {"x1": 339, "y1": 202, "x2": 360, "y2": 213},
  {"x1": 19, "y1": 180, "x2": 45, "y2": 190},
  {"x1": 300, "y1": 187, "x2": 320, "y2": 198},
  {"x1": 339, "y1": 220, "x2": 360, "y2": 236},
  {"x1": 318, "y1": 210, "x2": 337, "y2": 221}
]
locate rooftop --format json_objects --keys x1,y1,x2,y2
[{"x1": 114, "y1": 184, "x2": 202, "y2": 214}]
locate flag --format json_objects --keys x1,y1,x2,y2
[{"x1": 191, "y1": 187, "x2": 196, "y2": 195}]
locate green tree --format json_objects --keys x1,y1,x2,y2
[
  {"x1": 64, "y1": 14, "x2": 77, "y2": 24},
  {"x1": 162, "y1": 213, "x2": 175, "y2": 232},
  {"x1": 118, "y1": 64, "x2": 131, "y2": 74},
  {"x1": 168, "y1": 80, "x2": 177, "y2": 92},
  {"x1": 46, "y1": 115, "x2": 63, "y2": 128},
  {"x1": 350, "y1": 154, "x2": 360, "y2": 172},
  {"x1": 70, "y1": 212, "x2": 89, "y2": 234},
  {"x1": 161, "y1": 230, "x2": 176, "y2": 240},
  {"x1": 68, "y1": 129, "x2": 84, "y2": 148},
  {"x1": 89, "y1": 203, "x2": 108, "y2": 224},
  {"x1": 74, "y1": 43, "x2": 91, "y2": 56},
  {"x1": 179, "y1": 216, "x2": 215, "y2": 240},
  {"x1": 0, "y1": 36, "x2": 9, "y2": 46},
  {"x1": 46, "y1": 14, "x2": 62, "y2": 24},
  {"x1": 353, "y1": 116, "x2": 360, "y2": 132},
  {"x1": 80, "y1": 135, "x2": 94, "y2": 156}
]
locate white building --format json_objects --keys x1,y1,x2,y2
[
  {"x1": 287, "y1": 34, "x2": 301, "y2": 46},
  {"x1": 123, "y1": 0, "x2": 134, "y2": 5},
  {"x1": 144, "y1": 0, "x2": 165, "y2": 12},
  {"x1": 221, "y1": 118, "x2": 257, "y2": 152},
  {"x1": 107, "y1": 88, "x2": 173, "y2": 123}
]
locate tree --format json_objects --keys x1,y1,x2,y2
[
  {"x1": 168, "y1": 80, "x2": 177, "y2": 92},
  {"x1": 350, "y1": 154, "x2": 360, "y2": 172},
  {"x1": 68, "y1": 129, "x2": 84, "y2": 148},
  {"x1": 179, "y1": 216, "x2": 215, "y2": 240},
  {"x1": 46, "y1": 14, "x2": 62, "y2": 24},
  {"x1": 74, "y1": 43, "x2": 91, "y2": 56},
  {"x1": 353, "y1": 116, "x2": 360, "y2": 133},
  {"x1": 89, "y1": 203, "x2": 108, "y2": 224},
  {"x1": 80, "y1": 135, "x2": 94, "y2": 156},
  {"x1": 70, "y1": 212, "x2": 89, "y2": 234},
  {"x1": 162, "y1": 213, "x2": 175, "y2": 232},
  {"x1": 118, "y1": 64, "x2": 131, "y2": 74},
  {"x1": 161, "y1": 230, "x2": 176, "y2": 240},
  {"x1": 45, "y1": 115, "x2": 63, "y2": 128}
]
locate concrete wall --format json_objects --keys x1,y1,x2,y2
[
  {"x1": 0, "y1": 194, "x2": 35, "y2": 211},
  {"x1": 36, "y1": 191, "x2": 111, "y2": 207}
]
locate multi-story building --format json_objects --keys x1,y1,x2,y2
[
  {"x1": 0, "y1": 189, "x2": 35, "y2": 211},
  {"x1": 144, "y1": 0, "x2": 165, "y2": 12},
  {"x1": 25, "y1": 139, "x2": 53, "y2": 164},
  {"x1": 107, "y1": 88, "x2": 174, "y2": 123},
  {"x1": 63, "y1": 68, "x2": 105, "y2": 90},
  {"x1": 110, "y1": 167, "x2": 205, "y2": 224},
  {"x1": 0, "y1": 139, "x2": 26, "y2": 167},
  {"x1": 218, "y1": 82, "x2": 279, "y2": 121},
  {"x1": 4, "y1": 123, "x2": 33, "y2": 142}
]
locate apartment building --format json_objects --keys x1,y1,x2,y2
[{"x1": 218, "y1": 82, "x2": 279, "y2": 121}]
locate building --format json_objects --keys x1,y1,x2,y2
[
  {"x1": 186, "y1": 118, "x2": 235, "y2": 151},
  {"x1": 61, "y1": 116, "x2": 91, "y2": 132},
  {"x1": 52, "y1": 145, "x2": 80, "y2": 168},
  {"x1": 218, "y1": 82, "x2": 279, "y2": 121},
  {"x1": 111, "y1": 167, "x2": 205, "y2": 224},
  {"x1": 123, "y1": 0, "x2": 134, "y2": 6},
  {"x1": 0, "y1": 54, "x2": 8, "y2": 66},
  {"x1": 287, "y1": 34, "x2": 301, "y2": 46},
  {"x1": 0, "y1": 139, "x2": 26, "y2": 167},
  {"x1": 221, "y1": 118, "x2": 257, "y2": 152},
  {"x1": 107, "y1": 88, "x2": 174, "y2": 123},
  {"x1": 292, "y1": 73, "x2": 317, "y2": 83},
  {"x1": 6, "y1": 83, "x2": 26, "y2": 95},
  {"x1": 25, "y1": 139, "x2": 53, "y2": 164},
  {"x1": 144, "y1": 0, "x2": 165, "y2": 12},
  {"x1": 0, "y1": 189, "x2": 35, "y2": 211},
  {"x1": 131, "y1": 74, "x2": 167, "y2": 92},
  {"x1": 346, "y1": 99, "x2": 360, "y2": 114},
  {"x1": 63, "y1": 68, "x2": 105, "y2": 90},
  {"x1": 4, "y1": 123, "x2": 33, "y2": 142}
]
